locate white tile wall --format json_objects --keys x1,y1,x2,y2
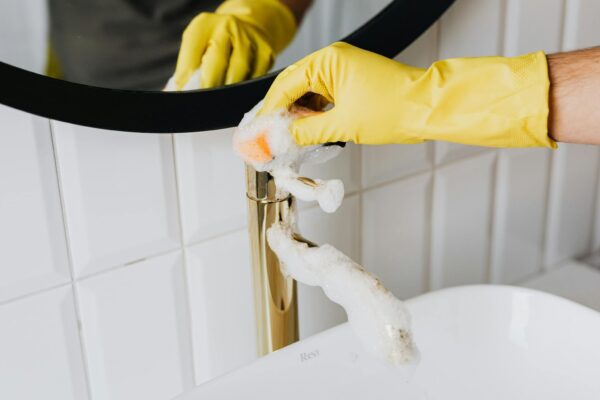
[
  {"x1": 438, "y1": 0, "x2": 504, "y2": 59},
  {"x1": 431, "y1": 152, "x2": 497, "y2": 289},
  {"x1": 76, "y1": 252, "x2": 193, "y2": 400},
  {"x1": 490, "y1": 149, "x2": 551, "y2": 284},
  {"x1": 0, "y1": 106, "x2": 70, "y2": 302},
  {"x1": 594, "y1": 176, "x2": 600, "y2": 253},
  {"x1": 362, "y1": 143, "x2": 432, "y2": 188},
  {"x1": 503, "y1": 0, "x2": 564, "y2": 55},
  {"x1": 0, "y1": 287, "x2": 88, "y2": 400},
  {"x1": 544, "y1": 144, "x2": 600, "y2": 268},
  {"x1": 362, "y1": 174, "x2": 432, "y2": 299},
  {"x1": 185, "y1": 230, "x2": 257, "y2": 384},
  {"x1": 2, "y1": 0, "x2": 600, "y2": 398},
  {"x1": 52, "y1": 122, "x2": 181, "y2": 278},
  {"x1": 563, "y1": 0, "x2": 600, "y2": 51},
  {"x1": 174, "y1": 129, "x2": 247, "y2": 244},
  {"x1": 395, "y1": 23, "x2": 439, "y2": 68}
]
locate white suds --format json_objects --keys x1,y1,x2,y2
[
  {"x1": 268, "y1": 223, "x2": 419, "y2": 366},
  {"x1": 236, "y1": 100, "x2": 418, "y2": 366},
  {"x1": 275, "y1": 176, "x2": 344, "y2": 213},
  {"x1": 233, "y1": 101, "x2": 344, "y2": 213}
]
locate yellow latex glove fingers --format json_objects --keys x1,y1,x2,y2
[
  {"x1": 261, "y1": 42, "x2": 556, "y2": 149},
  {"x1": 174, "y1": 0, "x2": 296, "y2": 90}
]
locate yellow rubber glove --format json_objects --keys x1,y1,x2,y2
[
  {"x1": 174, "y1": 0, "x2": 297, "y2": 89},
  {"x1": 260, "y1": 42, "x2": 556, "y2": 148}
]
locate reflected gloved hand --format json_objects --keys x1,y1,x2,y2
[
  {"x1": 260, "y1": 42, "x2": 556, "y2": 148},
  {"x1": 174, "y1": 0, "x2": 297, "y2": 89}
]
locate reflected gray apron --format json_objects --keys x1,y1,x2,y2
[{"x1": 49, "y1": 0, "x2": 221, "y2": 90}]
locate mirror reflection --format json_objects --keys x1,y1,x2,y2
[{"x1": 0, "y1": 0, "x2": 392, "y2": 91}]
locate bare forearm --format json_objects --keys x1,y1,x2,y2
[
  {"x1": 280, "y1": 0, "x2": 313, "y2": 23},
  {"x1": 548, "y1": 47, "x2": 600, "y2": 144}
]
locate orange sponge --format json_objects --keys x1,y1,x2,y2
[
  {"x1": 234, "y1": 105, "x2": 321, "y2": 165},
  {"x1": 236, "y1": 130, "x2": 273, "y2": 163}
]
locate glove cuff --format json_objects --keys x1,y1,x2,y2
[
  {"x1": 216, "y1": 0, "x2": 297, "y2": 54},
  {"x1": 413, "y1": 51, "x2": 557, "y2": 149}
]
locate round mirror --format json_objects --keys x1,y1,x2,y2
[
  {"x1": 0, "y1": 0, "x2": 400, "y2": 90},
  {"x1": 0, "y1": 0, "x2": 454, "y2": 131}
]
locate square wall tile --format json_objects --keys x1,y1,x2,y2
[
  {"x1": 362, "y1": 143, "x2": 432, "y2": 189},
  {"x1": 395, "y1": 23, "x2": 439, "y2": 68},
  {"x1": 76, "y1": 252, "x2": 193, "y2": 400},
  {"x1": 362, "y1": 173, "x2": 432, "y2": 299},
  {"x1": 174, "y1": 129, "x2": 247, "y2": 244},
  {"x1": 504, "y1": 0, "x2": 563, "y2": 55},
  {"x1": 431, "y1": 152, "x2": 496, "y2": 289},
  {"x1": 544, "y1": 144, "x2": 600, "y2": 268},
  {"x1": 0, "y1": 287, "x2": 88, "y2": 400},
  {"x1": 296, "y1": 195, "x2": 361, "y2": 338},
  {"x1": 491, "y1": 149, "x2": 551, "y2": 284},
  {"x1": 0, "y1": 106, "x2": 70, "y2": 302},
  {"x1": 185, "y1": 230, "x2": 257, "y2": 384},
  {"x1": 438, "y1": 0, "x2": 504, "y2": 58},
  {"x1": 563, "y1": 0, "x2": 600, "y2": 50},
  {"x1": 521, "y1": 261, "x2": 600, "y2": 312},
  {"x1": 52, "y1": 122, "x2": 180, "y2": 277},
  {"x1": 297, "y1": 195, "x2": 361, "y2": 260}
]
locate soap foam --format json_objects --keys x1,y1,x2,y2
[
  {"x1": 234, "y1": 101, "x2": 344, "y2": 213},
  {"x1": 267, "y1": 222, "x2": 419, "y2": 366},
  {"x1": 236, "y1": 100, "x2": 418, "y2": 365},
  {"x1": 275, "y1": 176, "x2": 344, "y2": 213}
]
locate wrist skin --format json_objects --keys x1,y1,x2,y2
[{"x1": 547, "y1": 47, "x2": 600, "y2": 145}]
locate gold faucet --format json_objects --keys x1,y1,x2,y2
[{"x1": 245, "y1": 165, "x2": 298, "y2": 355}]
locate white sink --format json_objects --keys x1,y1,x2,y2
[{"x1": 176, "y1": 285, "x2": 600, "y2": 399}]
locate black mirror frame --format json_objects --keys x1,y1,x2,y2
[{"x1": 0, "y1": 0, "x2": 454, "y2": 133}]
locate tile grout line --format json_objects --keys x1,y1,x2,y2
[
  {"x1": 74, "y1": 247, "x2": 183, "y2": 283},
  {"x1": 424, "y1": 23, "x2": 441, "y2": 293},
  {"x1": 431, "y1": 22, "x2": 440, "y2": 64},
  {"x1": 540, "y1": 150, "x2": 556, "y2": 272},
  {"x1": 429, "y1": 156, "x2": 441, "y2": 291},
  {"x1": 558, "y1": 0, "x2": 568, "y2": 52},
  {"x1": 514, "y1": 267, "x2": 554, "y2": 286},
  {"x1": 498, "y1": 0, "x2": 508, "y2": 56},
  {"x1": 586, "y1": 149, "x2": 600, "y2": 253},
  {"x1": 356, "y1": 145, "x2": 364, "y2": 265},
  {"x1": 513, "y1": 258, "x2": 575, "y2": 286},
  {"x1": 48, "y1": 119, "x2": 95, "y2": 400},
  {"x1": 170, "y1": 134, "x2": 199, "y2": 388},
  {"x1": 425, "y1": 142, "x2": 436, "y2": 293},
  {"x1": 361, "y1": 149, "x2": 496, "y2": 196},
  {"x1": 0, "y1": 281, "x2": 72, "y2": 307},
  {"x1": 540, "y1": 1, "x2": 569, "y2": 271},
  {"x1": 489, "y1": 0, "x2": 507, "y2": 284},
  {"x1": 486, "y1": 150, "x2": 500, "y2": 284}
]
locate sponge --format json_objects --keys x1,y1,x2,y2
[{"x1": 233, "y1": 101, "x2": 345, "y2": 213}]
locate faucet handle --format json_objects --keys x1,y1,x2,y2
[{"x1": 291, "y1": 232, "x2": 318, "y2": 248}]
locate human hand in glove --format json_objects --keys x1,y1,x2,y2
[
  {"x1": 260, "y1": 42, "x2": 556, "y2": 149},
  {"x1": 173, "y1": 0, "x2": 300, "y2": 89}
]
